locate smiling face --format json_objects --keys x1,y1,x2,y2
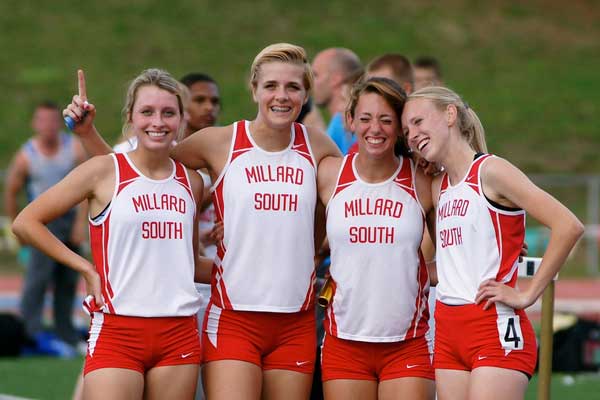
[
  {"x1": 129, "y1": 85, "x2": 182, "y2": 151},
  {"x1": 401, "y1": 98, "x2": 450, "y2": 162},
  {"x1": 350, "y1": 92, "x2": 400, "y2": 158},
  {"x1": 252, "y1": 61, "x2": 307, "y2": 130}
]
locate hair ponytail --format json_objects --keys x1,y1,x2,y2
[
  {"x1": 408, "y1": 86, "x2": 487, "y2": 153},
  {"x1": 464, "y1": 107, "x2": 487, "y2": 153}
]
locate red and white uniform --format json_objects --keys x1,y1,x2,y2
[
  {"x1": 436, "y1": 154, "x2": 525, "y2": 305},
  {"x1": 89, "y1": 152, "x2": 202, "y2": 317},
  {"x1": 325, "y1": 153, "x2": 430, "y2": 342},
  {"x1": 434, "y1": 154, "x2": 536, "y2": 376},
  {"x1": 210, "y1": 120, "x2": 317, "y2": 312}
]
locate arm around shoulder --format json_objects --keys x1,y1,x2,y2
[
  {"x1": 186, "y1": 168, "x2": 205, "y2": 204},
  {"x1": 186, "y1": 167, "x2": 211, "y2": 284},
  {"x1": 171, "y1": 126, "x2": 232, "y2": 171},
  {"x1": 305, "y1": 125, "x2": 342, "y2": 166},
  {"x1": 415, "y1": 168, "x2": 438, "y2": 285},
  {"x1": 73, "y1": 125, "x2": 112, "y2": 156},
  {"x1": 317, "y1": 155, "x2": 343, "y2": 206}
]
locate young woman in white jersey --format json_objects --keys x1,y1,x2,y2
[
  {"x1": 61, "y1": 44, "x2": 340, "y2": 400},
  {"x1": 401, "y1": 86, "x2": 584, "y2": 400},
  {"x1": 13, "y1": 69, "x2": 207, "y2": 400},
  {"x1": 317, "y1": 77, "x2": 435, "y2": 400}
]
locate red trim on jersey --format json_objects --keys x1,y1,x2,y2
[
  {"x1": 405, "y1": 249, "x2": 430, "y2": 339},
  {"x1": 439, "y1": 173, "x2": 449, "y2": 196},
  {"x1": 212, "y1": 176, "x2": 225, "y2": 223},
  {"x1": 231, "y1": 121, "x2": 253, "y2": 163},
  {"x1": 332, "y1": 154, "x2": 358, "y2": 198},
  {"x1": 490, "y1": 209, "x2": 525, "y2": 287},
  {"x1": 211, "y1": 175, "x2": 227, "y2": 260},
  {"x1": 301, "y1": 269, "x2": 316, "y2": 311},
  {"x1": 211, "y1": 246, "x2": 233, "y2": 309},
  {"x1": 465, "y1": 153, "x2": 524, "y2": 287},
  {"x1": 414, "y1": 250, "x2": 431, "y2": 337},
  {"x1": 291, "y1": 123, "x2": 315, "y2": 167},
  {"x1": 347, "y1": 141, "x2": 358, "y2": 155},
  {"x1": 209, "y1": 147, "x2": 234, "y2": 309},
  {"x1": 89, "y1": 216, "x2": 115, "y2": 313},
  {"x1": 114, "y1": 153, "x2": 139, "y2": 195},
  {"x1": 393, "y1": 156, "x2": 417, "y2": 200},
  {"x1": 326, "y1": 279, "x2": 339, "y2": 337},
  {"x1": 466, "y1": 154, "x2": 492, "y2": 195},
  {"x1": 174, "y1": 162, "x2": 194, "y2": 200}
]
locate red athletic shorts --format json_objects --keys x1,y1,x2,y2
[
  {"x1": 84, "y1": 312, "x2": 201, "y2": 376},
  {"x1": 201, "y1": 303, "x2": 315, "y2": 373},
  {"x1": 434, "y1": 301, "x2": 537, "y2": 378},
  {"x1": 321, "y1": 332, "x2": 434, "y2": 382}
]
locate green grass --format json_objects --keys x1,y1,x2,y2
[
  {"x1": 0, "y1": 1, "x2": 598, "y2": 278},
  {"x1": 0, "y1": 356, "x2": 83, "y2": 400},
  {"x1": 0, "y1": 355, "x2": 597, "y2": 400},
  {"x1": 526, "y1": 373, "x2": 600, "y2": 399},
  {"x1": 0, "y1": 0, "x2": 599, "y2": 172}
]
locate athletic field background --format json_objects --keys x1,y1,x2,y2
[
  {"x1": 0, "y1": 0, "x2": 598, "y2": 171},
  {"x1": 1, "y1": 0, "x2": 598, "y2": 275}
]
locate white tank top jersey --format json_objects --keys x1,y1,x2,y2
[
  {"x1": 89, "y1": 153, "x2": 202, "y2": 317},
  {"x1": 325, "y1": 153, "x2": 430, "y2": 342},
  {"x1": 210, "y1": 121, "x2": 318, "y2": 312},
  {"x1": 436, "y1": 154, "x2": 526, "y2": 305}
]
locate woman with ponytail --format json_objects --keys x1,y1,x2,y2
[{"x1": 402, "y1": 86, "x2": 583, "y2": 400}]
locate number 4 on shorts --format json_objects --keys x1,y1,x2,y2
[
  {"x1": 504, "y1": 318, "x2": 521, "y2": 347},
  {"x1": 497, "y1": 315, "x2": 524, "y2": 354}
]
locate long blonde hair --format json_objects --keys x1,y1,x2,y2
[
  {"x1": 122, "y1": 68, "x2": 185, "y2": 140},
  {"x1": 408, "y1": 86, "x2": 487, "y2": 153}
]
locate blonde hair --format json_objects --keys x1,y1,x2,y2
[
  {"x1": 122, "y1": 68, "x2": 185, "y2": 139},
  {"x1": 249, "y1": 43, "x2": 313, "y2": 92},
  {"x1": 346, "y1": 77, "x2": 410, "y2": 156},
  {"x1": 408, "y1": 86, "x2": 487, "y2": 153},
  {"x1": 177, "y1": 81, "x2": 191, "y2": 141}
]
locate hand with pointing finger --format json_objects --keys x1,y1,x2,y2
[{"x1": 62, "y1": 69, "x2": 97, "y2": 135}]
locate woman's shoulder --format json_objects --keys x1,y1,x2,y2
[
  {"x1": 302, "y1": 124, "x2": 343, "y2": 161},
  {"x1": 81, "y1": 154, "x2": 115, "y2": 171},
  {"x1": 185, "y1": 124, "x2": 234, "y2": 143}
]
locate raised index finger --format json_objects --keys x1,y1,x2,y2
[{"x1": 78, "y1": 69, "x2": 87, "y2": 101}]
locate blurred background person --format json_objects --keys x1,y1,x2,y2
[
  {"x1": 4, "y1": 101, "x2": 87, "y2": 354},
  {"x1": 312, "y1": 48, "x2": 363, "y2": 154},
  {"x1": 366, "y1": 53, "x2": 414, "y2": 95},
  {"x1": 413, "y1": 56, "x2": 443, "y2": 91},
  {"x1": 180, "y1": 73, "x2": 222, "y2": 138}
]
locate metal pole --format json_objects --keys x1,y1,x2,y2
[
  {"x1": 537, "y1": 281, "x2": 555, "y2": 400},
  {"x1": 587, "y1": 177, "x2": 599, "y2": 275}
]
